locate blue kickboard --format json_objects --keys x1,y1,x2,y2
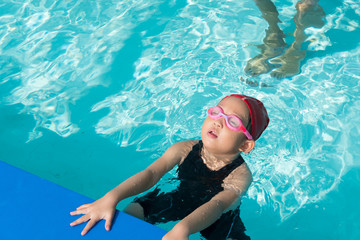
[{"x1": 0, "y1": 161, "x2": 167, "y2": 240}]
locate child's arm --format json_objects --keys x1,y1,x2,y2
[
  {"x1": 70, "y1": 140, "x2": 195, "y2": 235},
  {"x1": 163, "y1": 162, "x2": 252, "y2": 240}
]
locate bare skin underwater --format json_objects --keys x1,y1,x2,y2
[{"x1": 245, "y1": 0, "x2": 326, "y2": 79}]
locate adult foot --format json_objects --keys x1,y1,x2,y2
[
  {"x1": 245, "y1": 53, "x2": 275, "y2": 77},
  {"x1": 245, "y1": 31, "x2": 286, "y2": 77},
  {"x1": 269, "y1": 47, "x2": 306, "y2": 78}
]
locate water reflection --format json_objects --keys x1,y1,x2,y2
[
  {"x1": 0, "y1": 0, "x2": 359, "y2": 223},
  {"x1": 0, "y1": 0, "x2": 164, "y2": 141}
]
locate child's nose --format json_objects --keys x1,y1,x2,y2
[{"x1": 214, "y1": 117, "x2": 224, "y2": 128}]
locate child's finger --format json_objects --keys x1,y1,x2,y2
[
  {"x1": 81, "y1": 219, "x2": 98, "y2": 236},
  {"x1": 70, "y1": 214, "x2": 90, "y2": 227},
  {"x1": 77, "y1": 203, "x2": 90, "y2": 210},
  {"x1": 105, "y1": 214, "x2": 114, "y2": 231},
  {"x1": 70, "y1": 208, "x2": 88, "y2": 216}
]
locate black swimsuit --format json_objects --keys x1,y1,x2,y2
[{"x1": 133, "y1": 141, "x2": 250, "y2": 240}]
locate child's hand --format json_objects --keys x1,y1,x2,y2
[{"x1": 70, "y1": 195, "x2": 117, "y2": 235}]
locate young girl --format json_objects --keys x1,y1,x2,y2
[{"x1": 70, "y1": 94, "x2": 269, "y2": 240}]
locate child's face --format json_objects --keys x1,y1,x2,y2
[{"x1": 201, "y1": 96, "x2": 251, "y2": 156}]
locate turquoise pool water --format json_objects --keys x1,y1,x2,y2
[{"x1": 1, "y1": 0, "x2": 359, "y2": 239}]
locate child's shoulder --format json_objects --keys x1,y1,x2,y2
[
  {"x1": 170, "y1": 139, "x2": 200, "y2": 148},
  {"x1": 171, "y1": 139, "x2": 199, "y2": 150},
  {"x1": 166, "y1": 140, "x2": 199, "y2": 163},
  {"x1": 177, "y1": 139, "x2": 199, "y2": 145}
]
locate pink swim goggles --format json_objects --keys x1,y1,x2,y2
[{"x1": 207, "y1": 106, "x2": 253, "y2": 140}]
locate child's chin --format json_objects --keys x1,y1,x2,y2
[{"x1": 202, "y1": 138, "x2": 217, "y2": 149}]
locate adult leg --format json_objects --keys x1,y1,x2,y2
[
  {"x1": 245, "y1": 0, "x2": 286, "y2": 77},
  {"x1": 270, "y1": 0, "x2": 325, "y2": 78}
]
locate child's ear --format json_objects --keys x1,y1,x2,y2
[{"x1": 239, "y1": 140, "x2": 255, "y2": 153}]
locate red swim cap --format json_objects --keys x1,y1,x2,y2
[{"x1": 223, "y1": 94, "x2": 269, "y2": 141}]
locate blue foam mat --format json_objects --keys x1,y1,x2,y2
[{"x1": 0, "y1": 161, "x2": 167, "y2": 240}]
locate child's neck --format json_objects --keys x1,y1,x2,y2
[{"x1": 200, "y1": 147, "x2": 240, "y2": 171}]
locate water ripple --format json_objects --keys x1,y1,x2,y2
[
  {"x1": 92, "y1": 0, "x2": 360, "y2": 221},
  {"x1": 1, "y1": 0, "x2": 360, "y2": 224},
  {"x1": 1, "y1": 0, "x2": 164, "y2": 140}
]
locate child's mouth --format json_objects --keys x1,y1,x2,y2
[{"x1": 208, "y1": 130, "x2": 218, "y2": 138}]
